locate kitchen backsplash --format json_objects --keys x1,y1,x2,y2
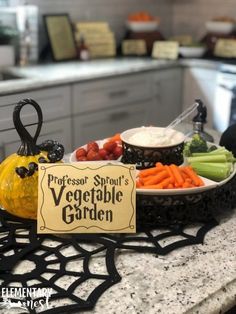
[
  {"x1": 8, "y1": 0, "x2": 236, "y2": 49},
  {"x1": 11, "y1": 0, "x2": 172, "y2": 43},
  {"x1": 171, "y1": 0, "x2": 236, "y2": 40}
]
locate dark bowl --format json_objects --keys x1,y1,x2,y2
[{"x1": 120, "y1": 127, "x2": 185, "y2": 169}]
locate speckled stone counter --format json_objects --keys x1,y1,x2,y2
[
  {"x1": 0, "y1": 207, "x2": 235, "y2": 314},
  {"x1": 78, "y1": 209, "x2": 236, "y2": 314},
  {"x1": 0, "y1": 57, "x2": 223, "y2": 95}
]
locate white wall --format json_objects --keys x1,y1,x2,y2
[
  {"x1": 12, "y1": 0, "x2": 172, "y2": 43},
  {"x1": 9, "y1": 0, "x2": 236, "y2": 48},
  {"x1": 171, "y1": 0, "x2": 236, "y2": 40}
]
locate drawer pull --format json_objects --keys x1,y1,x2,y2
[
  {"x1": 109, "y1": 90, "x2": 128, "y2": 98},
  {"x1": 0, "y1": 145, "x2": 5, "y2": 162},
  {"x1": 109, "y1": 111, "x2": 130, "y2": 121}
]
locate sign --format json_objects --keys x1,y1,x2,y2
[
  {"x1": 44, "y1": 14, "x2": 77, "y2": 61},
  {"x1": 169, "y1": 35, "x2": 193, "y2": 46},
  {"x1": 37, "y1": 163, "x2": 136, "y2": 234},
  {"x1": 152, "y1": 41, "x2": 179, "y2": 60},
  {"x1": 122, "y1": 40, "x2": 147, "y2": 56},
  {"x1": 214, "y1": 39, "x2": 236, "y2": 58}
]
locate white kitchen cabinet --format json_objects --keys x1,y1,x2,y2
[
  {"x1": 72, "y1": 100, "x2": 154, "y2": 148},
  {"x1": 72, "y1": 73, "x2": 154, "y2": 147},
  {"x1": 72, "y1": 73, "x2": 152, "y2": 114},
  {"x1": 152, "y1": 68, "x2": 183, "y2": 127},
  {"x1": 71, "y1": 68, "x2": 184, "y2": 147},
  {"x1": 182, "y1": 67, "x2": 217, "y2": 128},
  {"x1": 0, "y1": 85, "x2": 71, "y2": 131},
  {"x1": 0, "y1": 118, "x2": 72, "y2": 162},
  {"x1": 0, "y1": 85, "x2": 72, "y2": 160}
]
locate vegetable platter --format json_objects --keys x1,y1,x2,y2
[
  {"x1": 136, "y1": 162, "x2": 235, "y2": 196},
  {"x1": 70, "y1": 133, "x2": 236, "y2": 197}
]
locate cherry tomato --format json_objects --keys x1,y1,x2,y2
[
  {"x1": 107, "y1": 153, "x2": 115, "y2": 160},
  {"x1": 77, "y1": 156, "x2": 87, "y2": 161},
  {"x1": 113, "y1": 146, "x2": 123, "y2": 158},
  {"x1": 98, "y1": 148, "x2": 108, "y2": 160},
  {"x1": 87, "y1": 141, "x2": 99, "y2": 152},
  {"x1": 87, "y1": 150, "x2": 100, "y2": 161},
  {"x1": 103, "y1": 141, "x2": 117, "y2": 152},
  {"x1": 76, "y1": 148, "x2": 87, "y2": 160}
]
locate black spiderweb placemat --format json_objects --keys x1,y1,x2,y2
[{"x1": 0, "y1": 209, "x2": 218, "y2": 313}]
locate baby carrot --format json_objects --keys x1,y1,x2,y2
[
  {"x1": 139, "y1": 167, "x2": 161, "y2": 178},
  {"x1": 142, "y1": 175, "x2": 156, "y2": 184},
  {"x1": 164, "y1": 165, "x2": 175, "y2": 184},
  {"x1": 140, "y1": 184, "x2": 163, "y2": 189},
  {"x1": 144, "y1": 170, "x2": 169, "y2": 186},
  {"x1": 182, "y1": 166, "x2": 204, "y2": 186},
  {"x1": 109, "y1": 133, "x2": 121, "y2": 142},
  {"x1": 155, "y1": 162, "x2": 165, "y2": 170},
  {"x1": 185, "y1": 178, "x2": 192, "y2": 184},
  {"x1": 159, "y1": 177, "x2": 172, "y2": 189},
  {"x1": 138, "y1": 176, "x2": 145, "y2": 185},
  {"x1": 136, "y1": 180, "x2": 142, "y2": 188},
  {"x1": 180, "y1": 168, "x2": 188, "y2": 180},
  {"x1": 170, "y1": 164, "x2": 184, "y2": 187},
  {"x1": 182, "y1": 181, "x2": 194, "y2": 188}
]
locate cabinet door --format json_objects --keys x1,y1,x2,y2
[
  {"x1": 153, "y1": 68, "x2": 182, "y2": 127},
  {"x1": 0, "y1": 86, "x2": 71, "y2": 131},
  {"x1": 72, "y1": 73, "x2": 152, "y2": 114},
  {"x1": 182, "y1": 68, "x2": 217, "y2": 128},
  {"x1": 72, "y1": 100, "x2": 153, "y2": 147},
  {"x1": 0, "y1": 118, "x2": 72, "y2": 162}
]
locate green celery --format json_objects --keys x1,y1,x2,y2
[
  {"x1": 209, "y1": 147, "x2": 226, "y2": 154},
  {"x1": 190, "y1": 162, "x2": 231, "y2": 181},
  {"x1": 209, "y1": 148, "x2": 234, "y2": 159},
  {"x1": 191, "y1": 151, "x2": 235, "y2": 162},
  {"x1": 187, "y1": 154, "x2": 228, "y2": 163}
]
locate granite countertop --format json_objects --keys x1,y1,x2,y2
[
  {"x1": 1, "y1": 208, "x2": 235, "y2": 314},
  {"x1": 0, "y1": 207, "x2": 235, "y2": 314},
  {"x1": 0, "y1": 57, "x2": 223, "y2": 96},
  {"x1": 85, "y1": 209, "x2": 236, "y2": 314}
]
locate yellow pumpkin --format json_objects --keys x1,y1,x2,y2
[
  {"x1": 0, "y1": 99, "x2": 64, "y2": 220},
  {"x1": 0, "y1": 153, "x2": 48, "y2": 219}
]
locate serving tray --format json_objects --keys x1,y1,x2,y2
[
  {"x1": 136, "y1": 171, "x2": 236, "y2": 228},
  {"x1": 70, "y1": 140, "x2": 236, "y2": 228}
]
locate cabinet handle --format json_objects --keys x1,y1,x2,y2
[
  {"x1": 108, "y1": 111, "x2": 130, "y2": 121},
  {"x1": 0, "y1": 145, "x2": 5, "y2": 162},
  {"x1": 153, "y1": 81, "x2": 161, "y2": 96},
  {"x1": 109, "y1": 90, "x2": 128, "y2": 98}
]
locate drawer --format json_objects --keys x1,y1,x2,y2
[
  {"x1": 72, "y1": 99, "x2": 154, "y2": 148},
  {"x1": 0, "y1": 86, "x2": 71, "y2": 132},
  {"x1": 72, "y1": 73, "x2": 152, "y2": 114},
  {"x1": 152, "y1": 68, "x2": 182, "y2": 96},
  {"x1": 153, "y1": 68, "x2": 182, "y2": 81},
  {"x1": 0, "y1": 117, "x2": 72, "y2": 161}
]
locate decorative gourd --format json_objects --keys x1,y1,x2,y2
[{"x1": 0, "y1": 99, "x2": 64, "y2": 220}]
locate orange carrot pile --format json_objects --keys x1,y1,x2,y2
[{"x1": 136, "y1": 162, "x2": 204, "y2": 189}]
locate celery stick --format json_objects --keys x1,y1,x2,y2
[
  {"x1": 192, "y1": 152, "x2": 223, "y2": 157},
  {"x1": 190, "y1": 162, "x2": 231, "y2": 181},
  {"x1": 191, "y1": 152, "x2": 235, "y2": 162},
  {"x1": 187, "y1": 154, "x2": 227, "y2": 163},
  {"x1": 190, "y1": 162, "x2": 231, "y2": 171},
  {"x1": 209, "y1": 147, "x2": 226, "y2": 154},
  {"x1": 209, "y1": 149, "x2": 234, "y2": 159}
]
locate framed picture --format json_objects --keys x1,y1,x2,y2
[{"x1": 44, "y1": 14, "x2": 77, "y2": 61}]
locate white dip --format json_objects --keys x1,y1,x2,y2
[{"x1": 128, "y1": 128, "x2": 183, "y2": 147}]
